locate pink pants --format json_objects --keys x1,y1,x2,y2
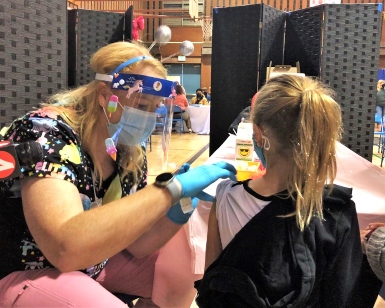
[{"x1": 0, "y1": 249, "x2": 159, "y2": 307}]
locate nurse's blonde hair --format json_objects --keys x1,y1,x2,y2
[{"x1": 43, "y1": 42, "x2": 167, "y2": 184}]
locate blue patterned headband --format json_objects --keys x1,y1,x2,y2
[{"x1": 95, "y1": 55, "x2": 176, "y2": 97}]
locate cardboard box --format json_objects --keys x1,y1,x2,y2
[
  {"x1": 237, "y1": 122, "x2": 253, "y2": 139},
  {"x1": 235, "y1": 138, "x2": 253, "y2": 161},
  {"x1": 266, "y1": 61, "x2": 305, "y2": 81}
]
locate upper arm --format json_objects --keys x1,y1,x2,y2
[
  {"x1": 366, "y1": 227, "x2": 385, "y2": 281},
  {"x1": 21, "y1": 177, "x2": 84, "y2": 260},
  {"x1": 205, "y1": 200, "x2": 222, "y2": 270}
]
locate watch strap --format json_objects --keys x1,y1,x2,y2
[{"x1": 166, "y1": 177, "x2": 182, "y2": 205}]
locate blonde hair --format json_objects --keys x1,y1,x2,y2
[
  {"x1": 252, "y1": 75, "x2": 342, "y2": 231},
  {"x1": 377, "y1": 79, "x2": 385, "y2": 92},
  {"x1": 43, "y1": 41, "x2": 167, "y2": 184}
]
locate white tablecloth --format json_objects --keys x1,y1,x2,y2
[{"x1": 186, "y1": 105, "x2": 210, "y2": 134}]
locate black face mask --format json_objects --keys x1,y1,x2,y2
[{"x1": 196, "y1": 94, "x2": 202, "y2": 99}]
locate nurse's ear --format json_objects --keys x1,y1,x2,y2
[{"x1": 97, "y1": 82, "x2": 111, "y2": 108}]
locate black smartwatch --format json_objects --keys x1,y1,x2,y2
[{"x1": 154, "y1": 172, "x2": 182, "y2": 205}]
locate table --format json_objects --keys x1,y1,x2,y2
[
  {"x1": 200, "y1": 135, "x2": 385, "y2": 228},
  {"x1": 151, "y1": 135, "x2": 385, "y2": 306},
  {"x1": 186, "y1": 105, "x2": 210, "y2": 134}
]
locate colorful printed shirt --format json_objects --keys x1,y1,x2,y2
[{"x1": 0, "y1": 108, "x2": 148, "y2": 279}]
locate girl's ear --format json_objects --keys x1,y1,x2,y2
[
  {"x1": 253, "y1": 124, "x2": 263, "y2": 147},
  {"x1": 97, "y1": 82, "x2": 110, "y2": 108}
]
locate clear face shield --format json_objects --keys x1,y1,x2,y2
[{"x1": 96, "y1": 64, "x2": 176, "y2": 169}]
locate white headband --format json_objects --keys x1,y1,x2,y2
[{"x1": 95, "y1": 73, "x2": 113, "y2": 82}]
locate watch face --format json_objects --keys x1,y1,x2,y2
[{"x1": 156, "y1": 172, "x2": 174, "y2": 182}]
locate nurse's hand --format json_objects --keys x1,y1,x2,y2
[{"x1": 175, "y1": 161, "x2": 237, "y2": 199}]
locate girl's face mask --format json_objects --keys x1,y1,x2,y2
[
  {"x1": 252, "y1": 132, "x2": 270, "y2": 168},
  {"x1": 107, "y1": 106, "x2": 156, "y2": 146}
]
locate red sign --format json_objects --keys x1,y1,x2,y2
[
  {"x1": 0, "y1": 150, "x2": 16, "y2": 178},
  {"x1": 0, "y1": 140, "x2": 21, "y2": 180}
]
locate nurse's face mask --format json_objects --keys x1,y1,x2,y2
[{"x1": 95, "y1": 56, "x2": 176, "y2": 148}]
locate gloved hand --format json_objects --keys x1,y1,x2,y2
[
  {"x1": 166, "y1": 162, "x2": 236, "y2": 224},
  {"x1": 175, "y1": 161, "x2": 237, "y2": 199},
  {"x1": 176, "y1": 163, "x2": 235, "y2": 203}
]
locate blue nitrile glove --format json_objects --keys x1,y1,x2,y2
[
  {"x1": 175, "y1": 161, "x2": 237, "y2": 199},
  {"x1": 166, "y1": 197, "x2": 199, "y2": 224},
  {"x1": 177, "y1": 163, "x2": 218, "y2": 202},
  {"x1": 166, "y1": 163, "x2": 217, "y2": 224}
]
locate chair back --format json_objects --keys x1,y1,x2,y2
[
  {"x1": 156, "y1": 105, "x2": 168, "y2": 115},
  {"x1": 172, "y1": 105, "x2": 184, "y2": 133},
  {"x1": 173, "y1": 105, "x2": 183, "y2": 113}
]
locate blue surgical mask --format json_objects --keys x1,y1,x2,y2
[
  {"x1": 252, "y1": 133, "x2": 270, "y2": 168},
  {"x1": 107, "y1": 106, "x2": 156, "y2": 146}
]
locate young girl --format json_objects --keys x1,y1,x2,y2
[{"x1": 195, "y1": 75, "x2": 380, "y2": 307}]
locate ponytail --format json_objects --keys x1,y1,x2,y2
[
  {"x1": 290, "y1": 88, "x2": 341, "y2": 230},
  {"x1": 253, "y1": 75, "x2": 342, "y2": 231}
]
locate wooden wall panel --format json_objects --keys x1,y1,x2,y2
[
  {"x1": 159, "y1": 26, "x2": 203, "y2": 57},
  {"x1": 201, "y1": 55, "x2": 212, "y2": 88}
]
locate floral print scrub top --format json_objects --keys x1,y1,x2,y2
[{"x1": 0, "y1": 108, "x2": 148, "y2": 280}]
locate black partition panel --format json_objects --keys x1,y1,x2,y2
[
  {"x1": 284, "y1": 6, "x2": 323, "y2": 77},
  {"x1": 210, "y1": 4, "x2": 285, "y2": 155},
  {"x1": 0, "y1": 0, "x2": 67, "y2": 127},
  {"x1": 210, "y1": 5, "x2": 262, "y2": 155},
  {"x1": 284, "y1": 4, "x2": 381, "y2": 160},
  {"x1": 68, "y1": 9, "x2": 124, "y2": 87},
  {"x1": 109, "y1": 5, "x2": 133, "y2": 44},
  {"x1": 320, "y1": 4, "x2": 381, "y2": 160},
  {"x1": 259, "y1": 5, "x2": 286, "y2": 88}
]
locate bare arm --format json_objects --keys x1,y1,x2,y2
[
  {"x1": 126, "y1": 216, "x2": 182, "y2": 258},
  {"x1": 205, "y1": 201, "x2": 223, "y2": 270},
  {"x1": 21, "y1": 176, "x2": 174, "y2": 272}
]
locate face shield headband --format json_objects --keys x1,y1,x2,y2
[{"x1": 95, "y1": 55, "x2": 175, "y2": 99}]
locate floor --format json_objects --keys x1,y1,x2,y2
[
  {"x1": 143, "y1": 131, "x2": 384, "y2": 308},
  {"x1": 146, "y1": 132, "x2": 210, "y2": 185}
]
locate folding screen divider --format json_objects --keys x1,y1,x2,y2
[
  {"x1": 68, "y1": 9, "x2": 125, "y2": 87},
  {"x1": 0, "y1": 1, "x2": 67, "y2": 127},
  {"x1": 210, "y1": 3, "x2": 381, "y2": 161}
]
